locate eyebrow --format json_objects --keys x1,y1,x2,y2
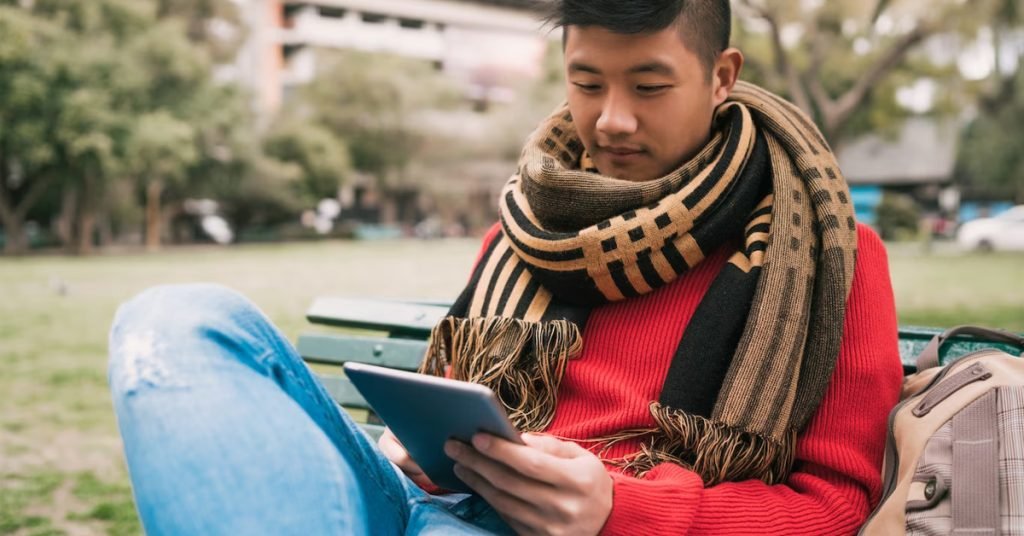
[{"x1": 567, "y1": 61, "x2": 676, "y2": 76}]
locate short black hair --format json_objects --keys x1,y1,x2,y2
[{"x1": 545, "y1": 0, "x2": 731, "y2": 74}]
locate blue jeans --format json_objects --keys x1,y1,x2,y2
[{"x1": 107, "y1": 284, "x2": 513, "y2": 535}]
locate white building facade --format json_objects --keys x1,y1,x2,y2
[{"x1": 232, "y1": 0, "x2": 551, "y2": 114}]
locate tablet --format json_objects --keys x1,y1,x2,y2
[{"x1": 343, "y1": 362, "x2": 523, "y2": 492}]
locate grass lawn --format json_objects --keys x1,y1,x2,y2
[{"x1": 1, "y1": 238, "x2": 1021, "y2": 535}]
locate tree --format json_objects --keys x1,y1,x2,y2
[
  {"x1": 297, "y1": 50, "x2": 460, "y2": 185},
  {"x1": 0, "y1": 3, "x2": 137, "y2": 255},
  {"x1": 0, "y1": 0, "x2": 273, "y2": 253},
  {"x1": 0, "y1": 8, "x2": 62, "y2": 254},
  {"x1": 204, "y1": 130, "x2": 305, "y2": 238},
  {"x1": 734, "y1": 0, "x2": 1003, "y2": 145},
  {"x1": 154, "y1": 0, "x2": 245, "y2": 62},
  {"x1": 956, "y1": 70, "x2": 1024, "y2": 203},
  {"x1": 976, "y1": 0, "x2": 1022, "y2": 116},
  {"x1": 124, "y1": 112, "x2": 198, "y2": 251},
  {"x1": 952, "y1": 0, "x2": 1023, "y2": 203},
  {"x1": 264, "y1": 120, "x2": 352, "y2": 203}
]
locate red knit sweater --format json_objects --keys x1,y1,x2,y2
[{"x1": 469, "y1": 222, "x2": 903, "y2": 535}]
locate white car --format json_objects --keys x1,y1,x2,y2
[{"x1": 956, "y1": 205, "x2": 1024, "y2": 252}]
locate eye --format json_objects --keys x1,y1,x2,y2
[
  {"x1": 637, "y1": 85, "x2": 672, "y2": 94},
  {"x1": 572, "y1": 82, "x2": 602, "y2": 92}
]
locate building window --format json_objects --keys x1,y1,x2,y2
[
  {"x1": 282, "y1": 2, "x2": 304, "y2": 27},
  {"x1": 283, "y1": 43, "x2": 305, "y2": 58},
  {"x1": 360, "y1": 12, "x2": 388, "y2": 24},
  {"x1": 317, "y1": 6, "x2": 346, "y2": 19},
  {"x1": 398, "y1": 18, "x2": 425, "y2": 29}
]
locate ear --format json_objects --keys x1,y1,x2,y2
[{"x1": 711, "y1": 48, "x2": 744, "y2": 107}]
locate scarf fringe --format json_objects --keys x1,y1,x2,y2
[
  {"x1": 607, "y1": 402, "x2": 798, "y2": 486},
  {"x1": 419, "y1": 316, "x2": 582, "y2": 432}
]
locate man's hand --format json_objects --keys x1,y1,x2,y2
[
  {"x1": 444, "y1": 432, "x2": 613, "y2": 536},
  {"x1": 378, "y1": 427, "x2": 436, "y2": 489}
]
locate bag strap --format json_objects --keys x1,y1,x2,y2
[{"x1": 916, "y1": 325, "x2": 1024, "y2": 371}]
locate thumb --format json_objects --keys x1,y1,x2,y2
[{"x1": 521, "y1": 433, "x2": 587, "y2": 459}]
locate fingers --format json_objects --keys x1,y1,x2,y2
[
  {"x1": 447, "y1": 435, "x2": 614, "y2": 535},
  {"x1": 467, "y1": 434, "x2": 557, "y2": 482},
  {"x1": 378, "y1": 429, "x2": 430, "y2": 482},
  {"x1": 378, "y1": 430, "x2": 411, "y2": 466},
  {"x1": 521, "y1": 432, "x2": 588, "y2": 458},
  {"x1": 451, "y1": 463, "x2": 545, "y2": 532},
  {"x1": 446, "y1": 439, "x2": 556, "y2": 503}
]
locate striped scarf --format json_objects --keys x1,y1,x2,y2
[{"x1": 420, "y1": 82, "x2": 858, "y2": 486}]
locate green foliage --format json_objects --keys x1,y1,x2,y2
[
  {"x1": 0, "y1": 7, "x2": 63, "y2": 170},
  {"x1": 154, "y1": 0, "x2": 246, "y2": 61},
  {"x1": 734, "y1": 0, "x2": 1005, "y2": 144},
  {"x1": 956, "y1": 103, "x2": 1024, "y2": 202},
  {"x1": 264, "y1": 120, "x2": 352, "y2": 202},
  {"x1": 875, "y1": 192, "x2": 922, "y2": 241},
  {"x1": 955, "y1": 26, "x2": 1024, "y2": 203},
  {"x1": 125, "y1": 112, "x2": 198, "y2": 184},
  {"x1": 298, "y1": 50, "x2": 460, "y2": 182},
  {"x1": 208, "y1": 132, "x2": 306, "y2": 231},
  {"x1": 0, "y1": 0, "x2": 300, "y2": 252}
]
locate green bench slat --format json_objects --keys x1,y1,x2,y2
[
  {"x1": 319, "y1": 374, "x2": 369, "y2": 410},
  {"x1": 360, "y1": 424, "x2": 385, "y2": 441},
  {"x1": 297, "y1": 333, "x2": 426, "y2": 370},
  {"x1": 298, "y1": 298, "x2": 1024, "y2": 442},
  {"x1": 305, "y1": 297, "x2": 448, "y2": 337},
  {"x1": 897, "y1": 326, "x2": 1024, "y2": 373}
]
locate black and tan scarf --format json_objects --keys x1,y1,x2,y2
[{"x1": 419, "y1": 82, "x2": 858, "y2": 486}]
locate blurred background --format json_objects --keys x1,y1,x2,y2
[{"x1": 1, "y1": 0, "x2": 1022, "y2": 534}]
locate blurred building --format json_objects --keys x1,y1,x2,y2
[
  {"x1": 839, "y1": 117, "x2": 960, "y2": 188},
  {"x1": 838, "y1": 117, "x2": 962, "y2": 225},
  {"x1": 231, "y1": 0, "x2": 550, "y2": 115}
]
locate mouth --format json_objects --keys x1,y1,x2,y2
[{"x1": 599, "y1": 145, "x2": 644, "y2": 156}]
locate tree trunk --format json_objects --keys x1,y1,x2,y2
[
  {"x1": 97, "y1": 214, "x2": 113, "y2": 248},
  {"x1": 0, "y1": 188, "x2": 26, "y2": 255},
  {"x1": 76, "y1": 209, "x2": 95, "y2": 255},
  {"x1": 57, "y1": 187, "x2": 77, "y2": 251},
  {"x1": 2, "y1": 217, "x2": 26, "y2": 255},
  {"x1": 145, "y1": 179, "x2": 164, "y2": 252},
  {"x1": 0, "y1": 175, "x2": 53, "y2": 256},
  {"x1": 74, "y1": 175, "x2": 97, "y2": 256}
]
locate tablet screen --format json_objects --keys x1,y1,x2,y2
[{"x1": 344, "y1": 362, "x2": 522, "y2": 492}]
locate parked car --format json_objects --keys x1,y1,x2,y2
[{"x1": 955, "y1": 205, "x2": 1024, "y2": 251}]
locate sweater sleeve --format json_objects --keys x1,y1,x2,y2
[{"x1": 600, "y1": 224, "x2": 905, "y2": 535}]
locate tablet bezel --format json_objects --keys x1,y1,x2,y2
[{"x1": 343, "y1": 361, "x2": 523, "y2": 492}]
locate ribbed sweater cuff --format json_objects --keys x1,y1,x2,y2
[{"x1": 600, "y1": 466, "x2": 704, "y2": 535}]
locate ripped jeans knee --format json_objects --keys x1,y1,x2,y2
[{"x1": 107, "y1": 284, "x2": 270, "y2": 397}]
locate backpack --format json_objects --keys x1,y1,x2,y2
[{"x1": 860, "y1": 325, "x2": 1024, "y2": 535}]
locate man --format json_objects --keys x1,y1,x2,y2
[{"x1": 108, "y1": 1, "x2": 903, "y2": 534}]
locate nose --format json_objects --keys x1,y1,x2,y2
[{"x1": 595, "y1": 91, "x2": 638, "y2": 137}]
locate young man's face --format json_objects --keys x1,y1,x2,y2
[{"x1": 564, "y1": 25, "x2": 730, "y2": 182}]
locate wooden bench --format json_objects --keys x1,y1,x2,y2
[{"x1": 296, "y1": 297, "x2": 1024, "y2": 440}]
